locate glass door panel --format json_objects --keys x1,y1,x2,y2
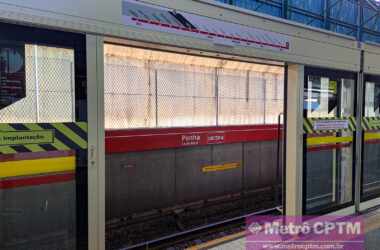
[
  {"x1": 362, "y1": 75, "x2": 380, "y2": 201},
  {"x1": 303, "y1": 68, "x2": 356, "y2": 215},
  {"x1": 0, "y1": 23, "x2": 88, "y2": 250}
]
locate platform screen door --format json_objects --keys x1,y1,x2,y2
[
  {"x1": 362, "y1": 75, "x2": 380, "y2": 202},
  {"x1": 0, "y1": 23, "x2": 89, "y2": 250},
  {"x1": 303, "y1": 67, "x2": 356, "y2": 215}
]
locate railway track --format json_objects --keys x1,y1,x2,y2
[{"x1": 107, "y1": 189, "x2": 281, "y2": 250}]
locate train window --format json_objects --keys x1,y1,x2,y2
[
  {"x1": 303, "y1": 68, "x2": 356, "y2": 214},
  {"x1": 0, "y1": 44, "x2": 75, "y2": 123},
  {"x1": 104, "y1": 44, "x2": 284, "y2": 129}
]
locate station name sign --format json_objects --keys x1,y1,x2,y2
[
  {"x1": 181, "y1": 132, "x2": 225, "y2": 147},
  {"x1": 122, "y1": 0, "x2": 291, "y2": 51}
]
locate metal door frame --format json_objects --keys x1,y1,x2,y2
[{"x1": 87, "y1": 34, "x2": 106, "y2": 250}]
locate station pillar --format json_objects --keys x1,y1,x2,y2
[{"x1": 285, "y1": 64, "x2": 304, "y2": 216}]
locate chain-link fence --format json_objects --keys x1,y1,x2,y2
[
  {"x1": 156, "y1": 64, "x2": 217, "y2": 127},
  {"x1": 0, "y1": 45, "x2": 75, "y2": 123},
  {"x1": 104, "y1": 44, "x2": 284, "y2": 130}
]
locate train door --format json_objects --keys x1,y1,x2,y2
[
  {"x1": 0, "y1": 23, "x2": 89, "y2": 249},
  {"x1": 302, "y1": 67, "x2": 357, "y2": 215},
  {"x1": 361, "y1": 74, "x2": 380, "y2": 207}
]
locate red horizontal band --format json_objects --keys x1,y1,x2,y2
[
  {"x1": 106, "y1": 125, "x2": 282, "y2": 154},
  {"x1": 0, "y1": 172, "x2": 75, "y2": 189},
  {"x1": 307, "y1": 132, "x2": 336, "y2": 138},
  {"x1": 0, "y1": 150, "x2": 75, "y2": 162},
  {"x1": 307, "y1": 143, "x2": 351, "y2": 152},
  {"x1": 106, "y1": 125, "x2": 279, "y2": 137},
  {"x1": 364, "y1": 139, "x2": 380, "y2": 145}
]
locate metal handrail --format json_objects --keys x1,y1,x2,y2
[{"x1": 275, "y1": 112, "x2": 284, "y2": 207}]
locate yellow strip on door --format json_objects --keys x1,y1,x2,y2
[
  {"x1": 307, "y1": 136, "x2": 353, "y2": 146},
  {"x1": 0, "y1": 156, "x2": 75, "y2": 178}
]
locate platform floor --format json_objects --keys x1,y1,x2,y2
[
  {"x1": 366, "y1": 209, "x2": 380, "y2": 250},
  {"x1": 199, "y1": 209, "x2": 380, "y2": 250}
]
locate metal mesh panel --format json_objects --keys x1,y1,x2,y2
[
  {"x1": 104, "y1": 45, "x2": 284, "y2": 129},
  {"x1": 218, "y1": 69, "x2": 250, "y2": 125},
  {"x1": 104, "y1": 59, "x2": 156, "y2": 129},
  {"x1": 38, "y1": 57, "x2": 74, "y2": 122},
  {"x1": 265, "y1": 74, "x2": 284, "y2": 124},
  {"x1": 156, "y1": 63, "x2": 216, "y2": 127},
  {"x1": 249, "y1": 71, "x2": 266, "y2": 124},
  {"x1": 0, "y1": 45, "x2": 75, "y2": 123},
  {"x1": 218, "y1": 69, "x2": 279, "y2": 125}
]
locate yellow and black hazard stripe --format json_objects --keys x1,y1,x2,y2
[
  {"x1": 303, "y1": 118, "x2": 314, "y2": 134},
  {"x1": 362, "y1": 117, "x2": 380, "y2": 131},
  {"x1": 0, "y1": 122, "x2": 87, "y2": 154},
  {"x1": 303, "y1": 116, "x2": 356, "y2": 134}
]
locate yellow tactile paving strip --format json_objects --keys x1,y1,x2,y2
[
  {"x1": 186, "y1": 232, "x2": 245, "y2": 250},
  {"x1": 364, "y1": 210, "x2": 380, "y2": 233}
]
